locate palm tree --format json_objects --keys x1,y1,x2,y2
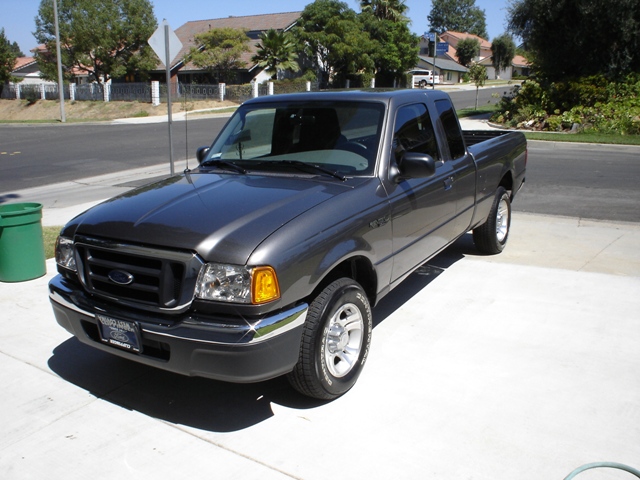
[
  {"x1": 360, "y1": 0, "x2": 408, "y2": 21},
  {"x1": 251, "y1": 29, "x2": 300, "y2": 80}
]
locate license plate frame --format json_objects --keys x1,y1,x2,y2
[{"x1": 96, "y1": 313, "x2": 142, "y2": 353}]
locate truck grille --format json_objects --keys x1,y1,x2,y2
[{"x1": 74, "y1": 236, "x2": 203, "y2": 312}]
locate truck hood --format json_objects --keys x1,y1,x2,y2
[{"x1": 68, "y1": 172, "x2": 353, "y2": 264}]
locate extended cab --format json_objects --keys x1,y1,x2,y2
[{"x1": 49, "y1": 90, "x2": 526, "y2": 399}]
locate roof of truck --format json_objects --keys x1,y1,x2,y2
[{"x1": 241, "y1": 89, "x2": 452, "y2": 106}]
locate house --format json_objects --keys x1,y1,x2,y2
[
  {"x1": 10, "y1": 57, "x2": 44, "y2": 84},
  {"x1": 154, "y1": 12, "x2": 301, "y2": 85},
  {"x1": 440, "y1": 31, "x2": 492, "y2": 63},
  {"x1": 417, "y1": 31, "x2": 530, "y2": 82},
  {"x1": 13, "y1": 46, "x2": 93, "y2": 84},
  {"x1": 479, "y1": 53, "x2": 531, "y2": 80},
  {"x1": 511, "y1": 55, "x2": 531, "y2": 77}
]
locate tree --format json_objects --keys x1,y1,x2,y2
[
  {"x1": 491, "y1": 34, "x2": 516, "y2": 79},
  {"x1": 34, "y1": 0, "x2": 158, "y2": 83},
  {"x1": 467, "y1": 62, "x2": 487, "y2": 109},
  {"x1": 508, "y1": 0, "x2": 640, "y2": 80},
  {"x1": 359, "y1": 2, "x2": 418, "y2": 87},
  {"x1": 8, "y1": 42, "x2": 24, "y2": 58},
  {"x1": 427, "y1": 0, "x2": 488, "y2": 38},
  {"x1": 360, "y1": 0, "x2": 408, "y2": 21},
  {"x1": 294, "y1": 0, "x2": 376, "y2": 87},
  {"x1": 455, "y1": 37, "x2": 480, "y2": 67},
  {"x1": 251, "y1": 29, "x2": 300, "y2": 80},
  {"x1": 186, "y1": 28, "x2": 250, "y2": 84},
  {"x1": 1, "y1": 29, "x2": 18, "y2": 95}
]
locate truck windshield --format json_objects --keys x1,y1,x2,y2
[{"x1": 203, "y1": 101, "x2": 385, "y2": 176}]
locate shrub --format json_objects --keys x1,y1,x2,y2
[{"x1": 492, "y1": 75, "x2": 640, "y2": 134}]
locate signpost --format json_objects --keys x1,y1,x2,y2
[
  {"x1": 148, "y1": 20, "x2": 183, "y2": 175},
  {"x1": 430, "y1": 32, "x2": 438, "y2": 89}
]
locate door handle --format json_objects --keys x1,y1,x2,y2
[{"x1": 443, "y1": 176, "x2": 454, "y2": 190}]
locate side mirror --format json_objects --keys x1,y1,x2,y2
[
  {"x1": 196, "y1": 146, "x2": 210, "y2": 164},
  {"x1": 393, "y1": 153, "x2": 437, "y2": 182}
]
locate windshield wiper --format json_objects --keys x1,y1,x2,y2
[
  {"x1": 200, "y1": 159, "x2": 247, "y2": 174},
  {"x1": 258, "y1": 160, "x2": 346, "y2": 181}
]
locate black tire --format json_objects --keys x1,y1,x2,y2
[
  {"x1": 287, "y1": 278, "x2": 373, "y2": 400},
  {"x1": 473, "y1": 186, "x2": 511, "y2": 254},
  {"x1": 419, "y1": 79, "x2": 427, "y2": 88}
]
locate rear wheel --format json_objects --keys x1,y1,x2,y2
[
  {"x1": 473, "y1": 186, "x2": 511, "y2": 254},
  {"x1": 287, "y1": 278, "x2": 372, "y2": 400}
]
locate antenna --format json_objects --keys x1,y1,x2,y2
[{"x1": 184, "y1": 85, "x2": 190, "y2": 172}]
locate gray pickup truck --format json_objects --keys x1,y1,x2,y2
[{"x1": 50, "y1": 89, "x2": 526, "y2": 399}]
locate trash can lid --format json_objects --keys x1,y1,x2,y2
[{"x1": 0, "y1": 203, "x2": 43, "y2": 227}]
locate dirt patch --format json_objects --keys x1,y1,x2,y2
[{"x1": 0, "y1": 98, "x2": 238, "y2": 122}]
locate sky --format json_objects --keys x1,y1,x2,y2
[{"x1": 1, "y1": 0, "x2": 510, "y2": 57}]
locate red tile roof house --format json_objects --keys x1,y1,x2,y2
[
  {"x1": 151, "y1": 11, "x2": 302, "y2": 85},
  {"x1": 10, "y1": 57, "x2": 41, "y2": 84},
  {"x1": 419, "y1": 31, "x2": 530, "y2": 81}
]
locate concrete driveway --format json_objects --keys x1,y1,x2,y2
[{"x1": 1, "y1": 208, "x2": 639, "y2": 479}]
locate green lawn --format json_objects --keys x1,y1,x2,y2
[{"x1": 43, "y1": 226, "x2": 60, "y2": 259}]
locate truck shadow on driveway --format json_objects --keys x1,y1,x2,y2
[{"x1": 47, "y1": 234, "x2": 478, "y2": 433}]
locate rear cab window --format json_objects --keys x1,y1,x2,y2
[{"x1": 434, "y1": 99, "x2": 466, "y2": 160}]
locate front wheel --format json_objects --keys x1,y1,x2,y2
[
  {"x1": 473, "y1": 186, "x2": 511, "y2": 254},
  {"x1": 287, "y1": 278, "x2": 372, "y2": 400}
]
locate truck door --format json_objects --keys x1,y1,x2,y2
[
  {"x1": 434, "y1": 99, "x2": 477, "y2": 234},
  {"x1": 387, "y1": 103, "x2": 458, "y2": 283}
]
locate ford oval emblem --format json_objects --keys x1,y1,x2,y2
[
  {"x1": 110, "y1": 331, "x2": 130, "y2": 342},
  {"x1": 108, "y1": 269, "x2": 134, "y2": 285}
]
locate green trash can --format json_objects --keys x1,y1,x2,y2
[{"x1": 0, "y1": 202, "x2": 47, "y2": 282}]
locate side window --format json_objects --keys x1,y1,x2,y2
[
  {"x1": 435, "y1": 99, "x2": 466, "y2": 159},
  {"x1": 393, "y1": 104, "x2": 438, "y2": 161}
]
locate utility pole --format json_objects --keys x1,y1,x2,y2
[{"x1": 53, "y1": 0, "x2": 66, "y2": 122}]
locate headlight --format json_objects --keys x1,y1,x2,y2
[
  {"x1": 196, "y1": 263, "x2": 280, "y2": 304},
  {"x1": 55, "y1": 236, "x2": 77, "y2": 272}
]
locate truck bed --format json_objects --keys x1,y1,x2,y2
[{"x1": 462, "y1": 129, "x2": 515, "y2": 147}]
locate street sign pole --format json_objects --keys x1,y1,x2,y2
[
  {"x1": 148, "y1": 20, "x2": 182, "y2": 175},
  {"x1": 164, "y1": 23, "x2": 174, "y2": 175},
  {"x1": 432, "y1": 33, "x2": 437, "y2": 90}
]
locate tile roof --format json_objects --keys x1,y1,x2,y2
[
  {"x1": 440, "y1": 31, "x2": 491, "y2": 50},
  {"x1": 12, "y1": 57, "x2": 37, "y2": 71},
  {"x1": 158, "y1": 11, "x2": 302, "y2": 71},
  {"x1": 512, "y1": 55, "x2": 530, "y2": 67}
]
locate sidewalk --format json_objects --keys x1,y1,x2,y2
[{"x1": 1, "y1": 115, "x2": 639, "y2": 479}]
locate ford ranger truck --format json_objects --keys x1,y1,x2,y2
[{"x1": 50, "y1": 89, "x2": 526, "y2": 400}]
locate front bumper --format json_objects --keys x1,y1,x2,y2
[{"x1": 49, "y1": 274, "x2": 307, "y2": 383}]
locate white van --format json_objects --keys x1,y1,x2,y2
[{"x1": 408, "y1": 69, "x2": 441, "y2": 87}]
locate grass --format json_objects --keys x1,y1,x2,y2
[
  {"x1": 523, "y1": 131, "x2": 640, "y2": 145},
  {"x1": 43, "y1": 226, "x2": 61, "y2": 259},
  {"x1": 457, "y1": 105, "x2": 498, "y2": 118}
]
